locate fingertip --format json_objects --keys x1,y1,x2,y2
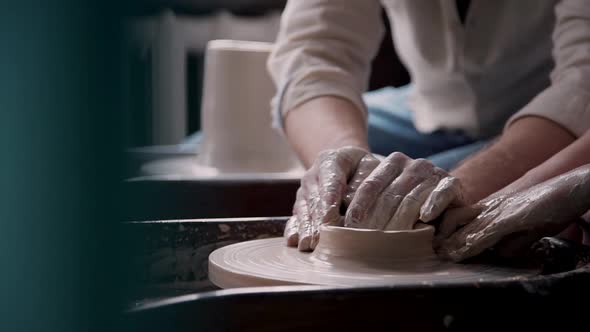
[
  {"x1": 286, "y1": 232, "x2": 299, "y2": 247},
  {"x1": 286, "y1": 238, "x2": 298, "y2": 247},
  {"x1": 346, "y1": 206, "x2": 362, "y2": 225},
  {"x1": 449, "y1": 246, "x2": 473, "y2": 262},
  {"x1": 419, "y1": 207, "x2": 434, "y2": 222},
  {"x1": 298, "y1": 236, "x2": 313, "y2": 252},
  {"x1": 343, "y1": 215, "x2": 352, "y2": 227},
  {"x1": 323, "y1": 210, "x2": 344, "y2": 226},
  {"x1": 419, "y1": 190, "x2": 438, "y2": 221},
  {"x1": 435, "y1": 243, "x2": 462, "y2": 262},
  {"x1": 423, "y1": 193, "x2": 457, "y2": 222},
  {"x1": 447, "y1": 252, "x2": 463, "y2": 263}
]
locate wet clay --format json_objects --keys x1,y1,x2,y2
[
  {"x1": 208, "y1": 225, "x2": 535, "y2": 288},
  {"x1": 311, "y1": 225, "x2": 436, "y2": 263}
]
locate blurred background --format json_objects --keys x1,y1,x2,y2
[
  {"x1": 121, "y1": 0, "x2": 408, "y2": 177},
  {"x1": 0, "y1": 1, "x2": 408, "y2": 331}
]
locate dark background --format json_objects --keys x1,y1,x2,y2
[{"x1": 122, "y1": 2, "x2": 409, "y2": 147}]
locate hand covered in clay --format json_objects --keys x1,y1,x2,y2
[
  {"x1": 437, "y1": 165, "x2": 590, "y2": 262},
  {"x1": 284, "y1": 146, "x2": 380, "y2": 251},
  {"x1": 344, "y1": 152, "x2": 464, "y2": 231}
]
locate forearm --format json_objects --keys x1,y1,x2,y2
[
  {"x1": 479, "y1": 0, "x2": 590, "y2": 198},
  {"x1": 267, "y1": 0, "x2": 384, "y2": 168},
  {"x1": 284, "y1": 96, "x2": 369, "y2": 168},
  {"x1": 497, "y1": 129, "x2": 590, "y2": 196},
  {"x1": 450, "y1": 116, "x2": 575, "y2": 203}
]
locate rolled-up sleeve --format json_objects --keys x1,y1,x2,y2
[
  {"x1": 506, "y1": 0, "x2": 590, "y2": 137},
  {"x1": 267, "y1": 0, "x2": 384, "y2": 131}
]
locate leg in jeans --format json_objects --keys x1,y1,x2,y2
[
  {"x1": 365, "y1": 85, "x2": 489, "y2": 171},
  {"x1": 427, "y1": 140, "x2": 491, "y2": 171}
]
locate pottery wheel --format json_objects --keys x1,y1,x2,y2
[{"x1": 209, "y1": 226, "x2": 537, "y2": 288}]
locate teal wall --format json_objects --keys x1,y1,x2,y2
[{"x1": 0, "y1": 2, "x2": 133, "y2": 331}]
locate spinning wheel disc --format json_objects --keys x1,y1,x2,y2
[{"x1": 209, "y1": 236, "x2": 536, "y2": 288}]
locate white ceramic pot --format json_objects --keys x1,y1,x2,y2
[{"x1": 197, "y1": 39, "x2": 302, "y2": 174}]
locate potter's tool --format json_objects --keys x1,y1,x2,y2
[{"x1": 208, "y1": 225, "x2": 536, "y2": 288}]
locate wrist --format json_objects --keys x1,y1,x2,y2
[
  {"x1": 451, "y1": 145, "x2": 522, "y2": 204},
  {"x1": 284, "y1": 97, "x2": 369, "y2": 167},
  {"x1": 327, "y1": 137, "x2": 369, "y2": 152}
]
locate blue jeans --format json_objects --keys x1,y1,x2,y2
[{"x1": 365, "y1": 85, "x2": 490, "y2": 171}]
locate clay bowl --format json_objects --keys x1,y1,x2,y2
[{"x1": 311, "y1": 225, "x2": 436, "y2": 263}]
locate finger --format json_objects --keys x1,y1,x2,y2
[
  {"x1": 309, "y1": 182, "x2": 325, "y2": 250},
  {"x1": 284, "y1": 216, "x2": 299, "y2": 247},
  {"x1": 436, "y1": 227, "x2": 481, "y2": 262},
  {"x1": 435, "y1": 205, "x2": 482, "y2": 242},
  {"x1": 447, "y1": 203, "x2": 580, "y2": 262},
  {"x1": 297, "y1": 213, "x2": 313, "y2": 251},
  {"x1": 284, "y1": 188, "x2": 305, "y2": 247},
  {"x1": 420, "y1": 176, "x2": 463, "y2": 222},
  {"x1": 372, "y1": 159, "x2": 436, "y2": 230},
  {"x1": 441, "y1": 228, "x2": 501, "y2": 262},
  {"x1": 297, "y1": 173, "x2": 318, "y2": 252},
  {"x1": 351, "y1": 158, "x2": 435, "y2": 230},
  {"x1": 307, "y1": 174, "x2": 325, "y2": 250},
  {"x1": 345, "y1": 152, "x2": 410, "y2": 227},
  {"x1": 343, "y1": 155, "x2": 380, "y2": 207},
  {"x1": 385, "y1": 176, "x2": 440, "y2": 231},
  {"x1": 438, "y1": 213, "x2": 509, "y2": 261},
  {"x1": 365, "y1": 193, "x2": 404, "y2": 230},
  {"x1": 315, "y1": 149, "x2": 368, "y2": 228}
]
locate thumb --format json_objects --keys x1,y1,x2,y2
[
  {"x1": 420, "y1": 177, "x2": 464, "y2": 222},
  {"x1": 435, "y1": 205, "x2": 482, "y2": 243}
]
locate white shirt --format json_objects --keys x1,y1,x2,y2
[{"x1": 267, "y1": 0, "x2": 590, "y2": 138}]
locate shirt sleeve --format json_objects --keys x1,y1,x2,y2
[
  {"x1": 266, "y1": 0, "x2": 384, "y2": 132},
  {"x1": 505, "y1": 0, "x2": 590, "y2": 137}
]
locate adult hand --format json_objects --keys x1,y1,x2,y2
[
  {"x1": 284, "y1": 146, "x2": 379, "y2": 251},
  {"x1": 344, "y1": 152, "x2": 464, "y2": 231},
  {"x1": 437, "y1": 165, "x2": 590, "y2": 262}
]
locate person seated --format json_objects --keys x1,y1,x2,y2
[{"x1": 268, "y1": 0, "x2": 590, "y2": 253}]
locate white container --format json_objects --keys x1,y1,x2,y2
[{"x1": 197, "y1": 39, "x2": 302, "y2": 174}]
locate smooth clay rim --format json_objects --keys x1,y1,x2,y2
[{"x1": 311, "y1": 225, "x2": 436, "y2": 263}]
